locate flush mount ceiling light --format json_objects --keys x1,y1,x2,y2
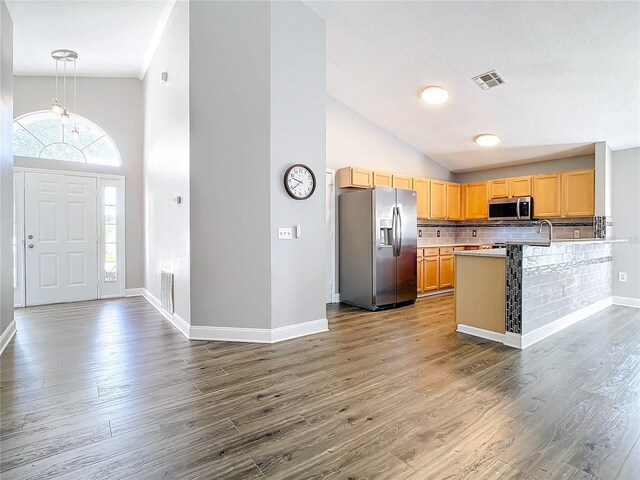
[
  {"x1": 419, "y1": 85, "x2": 449, "y2": 104},
  {"x1": 474, "y1": 134, "x2": 501, "y2": 147}
]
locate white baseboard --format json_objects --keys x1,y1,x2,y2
[
  {"x1": 125, "y1": 288, "x2": 145, "y2": 297},
  {"x1": 140, "y1": 290, "x2": 328, "y2": 344},
  {"x1": 0, "y1": 319, "x2": 17, "y2": 356},
  {"x1": 613, "y1": 296, "x2": 640, "y2": 308},
  {"x1": 464, "y1": 297, "x2": 615, "y2": 350},
  {"x1": 272, "y1": 318, "x2": 329, "y2": 342},
  {"x1": 142, "y1": 289, "x2": 190, "y2": 339},
  {"x1": 418, "y1": 288, "x2": 454, "y2": 299},
  {"x1": 190, "y1": 318, "x2": 328, "y2": 343},
  {"x1": 517, "y1": 296, "x2": 613, "y2": 350},
  {"x1": 456, "y1": 324, "x2": 505, "y2": 343},
  {"x1": 503, "y1": 332, "x2": 523, "y2": 349},
  {"x1": 330, "y1": 293, "x2": 340, "y2": 304}
]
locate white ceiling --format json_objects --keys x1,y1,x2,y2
[
  {"x1": 6, "y1": 0, "x2": 175, "y2": 79},
  {"x1": 306, "y1": 1, "x2": 640, "y2": 172}
]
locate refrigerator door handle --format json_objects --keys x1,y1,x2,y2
[
  {"x1": 392, "y1": 207, "x2": 399, "y2": 257},
  {"x1": 397, "y1": 206, "x2": 403, "y2": 256}
]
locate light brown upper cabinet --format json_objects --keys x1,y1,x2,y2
[
  {"x1": 412, "y1": 177, "x2": 430, "y2": 219},
  {"x1": 489, "y1": 176, "x2": 532, "y2": 199},
  {"x1": 488, "y1": 179, "x2": 509, "y2": 199},
  {"x1": 392, "y1": 174, "x2": 413, "y2": 190},
  {"x1": 562, "y1": 169, "x2": 594, "y2": 217},
  {"x1": 336, "y1": 167, "x2": 373, "y2": 188},
  {"x1": 464, "y1": 182, "x2": 488, "y2": 219},
  {"x1": 430, "y1": 180, "x2": 447, "y2": 219},
  {"x1": 509, "y1": 176, "x2": 532, "y2": 197},
  {"x1": 446, "y1": 182, "x2": 462, "y2": 220},
  {"x1": 373, "y1": 171, "x2": 392, "y2": 187},
  {"x1": 533, "y1": 173, "x2": 562, "y2": 217}
]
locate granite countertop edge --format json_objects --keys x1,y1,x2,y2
[
  {"x1": 505, "y1": 238, "x2": 628, "y2": 246},
  {"x1": 453, "y1": 249, "x2": 506, "y2": 257}
]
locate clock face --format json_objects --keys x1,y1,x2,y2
[{"x1": 284, "y1": 164, "x2": 316, "y2": 200}]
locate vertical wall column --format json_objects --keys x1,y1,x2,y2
[
  {"x1": 0, "y1": 0, "x2": 15, "y2": 351},
  {"x1": 594, "y1": 141, "x2": 613, "y2": 238},
  {"x1": 188, "y1": 1, "x2": 327, "y2": 340}
]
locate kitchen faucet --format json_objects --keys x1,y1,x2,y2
[{"x1": 537, "y1": 219, "x2": 553, "y2": 244}]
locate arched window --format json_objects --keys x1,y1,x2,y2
[{"x1": 13, "y1": 111, "x2": 121, "y2": 166}]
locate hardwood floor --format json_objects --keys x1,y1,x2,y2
[{"x1": 1, "y1": 295, "x2": 638, "y2": 479}]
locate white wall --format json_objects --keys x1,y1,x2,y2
[
  {"x1": 189, "y1": 0, "x2": 272, "y2": 329},
  {"x1": 189, "y1": 1, "x2": 327, "y2": 331},
  {"x1": 0, "y1": 0, "x2": 13, "y2": 339},
  {"x1": 270, "y1": 1, "x2": 326, "y2": 328},
  {"x1": 327, "y1": 95, "x2": 452, "y2": 296},
  {"x1": 454, "y1": 154, "x2": 595, "y2": 183},
  {"x1": 612, "y1": 147, "x2": 640, "y2": 301},
  {"x1": 143, "y1": 1, "x2": 190, "y2": 322},
  {"x1": 327, "y1": 95, "x2": 451, "y2": 180},
  {"x1": 12, "y1": 76, "x2": 144, "y2": 289}
]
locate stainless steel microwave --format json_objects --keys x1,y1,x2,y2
[{"x1": 488, "y1": 197, "x2": 533, "y2": 220}]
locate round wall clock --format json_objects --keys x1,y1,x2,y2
[{"x1": 284, "y1": 164, "x2": 316, "y2": 200}]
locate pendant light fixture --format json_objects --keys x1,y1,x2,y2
[
  {"x1": 51, "y1": 59, "x2": 63, "y2": 114},
  {"x1": 50, "y1": 49, "x2": 78, "y2": 128},
  {"x1": 70, "y1": 56, "x2": 80, "y2": 140}
]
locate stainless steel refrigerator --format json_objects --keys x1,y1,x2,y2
[{"x1": 339, "y1": 187, "x2": 417, "y2": 311}]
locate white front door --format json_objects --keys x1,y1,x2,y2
[{"x1": 25, "y1": 172, "x2": 98, "y2": 306}]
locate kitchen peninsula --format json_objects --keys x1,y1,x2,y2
[{"x1": 454, "y1": 238, "x2": 626, "y2": 349}]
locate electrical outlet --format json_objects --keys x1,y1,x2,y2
[
  {"x1": 619, "y1": 272, "x2": 628, "y2": 282},
  {"x1": 418, "y1": 230, "x2": 423, "y2": 238},
  {"x1": 278, "y1": 227, "x2": 293, "y2": 240},
  {"x1": 437, "y1": 230, "x2": 441, "y2": 238},
  {"x1": 573, "y1": 229, "x2": 580, "y2": 239},
  {"x1": 472, "y1": 230, "x2": 477, "y2": 238}
]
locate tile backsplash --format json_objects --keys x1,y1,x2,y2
[{"x1": 417, "y1": 219, "x2": 594, "y2": 246}]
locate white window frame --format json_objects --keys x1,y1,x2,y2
[
  {"x1": 14, "y1": 171, "x2": 25, "y2": 308},
  {"x1": 98, "y1": 176, "x2": 126, "y2": 299},
  {"x1": 13, "y1": 167, "x2": 126, "y2": 306}
]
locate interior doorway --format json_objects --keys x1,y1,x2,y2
[{"x1": 14, "y1": 168, "x2": 126, "y2": 307}]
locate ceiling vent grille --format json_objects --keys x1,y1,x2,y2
[{"x1": 472, "y1": 70, "x2": 505, "y2": 90}]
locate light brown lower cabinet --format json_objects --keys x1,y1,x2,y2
[
  {"x1": 439, "y1": 255, "x2": 454, "y2": 288},
  {"x1": 417, "y1": 248, "x2": 456, "y2": 293},
  {"x1": 417, "y1": 249, "x2": 439, "y2": 293},
  {"x1": 423, "y1": 256, "x2": 439, "y2": 292}
]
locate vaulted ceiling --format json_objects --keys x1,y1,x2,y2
[
  {"x1": 7, "y1": 1, "x2": 639, "y2": 172},
  {"x1": 306, "y1": 1, "x2": 640, "y2": 171},
  {"x1": 6, "y1": 0, "x2": 175, "y2": 79}
]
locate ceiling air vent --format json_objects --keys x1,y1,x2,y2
[{"x1": 472, "y1": 70, "x2": 505, "y2": 90}]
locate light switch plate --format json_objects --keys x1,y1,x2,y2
[
  {"x1": 278, "y1": 227, "x2": 293, "y2": 240},
  {"x1": 573, "y1": 229, "x2": 580, "y2": 239}
]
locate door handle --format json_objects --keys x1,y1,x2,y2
[
  {"x1": 397, "y1": 207, "x2": 403, "y2": 255},
  {"x1": 392, "y1": 207, "x2": 399, "y2": 257},
  {"x1": 28, "y1": 244, "x2": 34, "y2": 248}
]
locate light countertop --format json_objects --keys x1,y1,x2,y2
[
  {"x1": 453, "y1": 249, "x2": 506, "y2": 257},
  {"x1": 417, "y1": 242, "x2": 496, "y2": 248},
  {"x1": 506, "y1": 238, "x2": 628, "y2": 246}
]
